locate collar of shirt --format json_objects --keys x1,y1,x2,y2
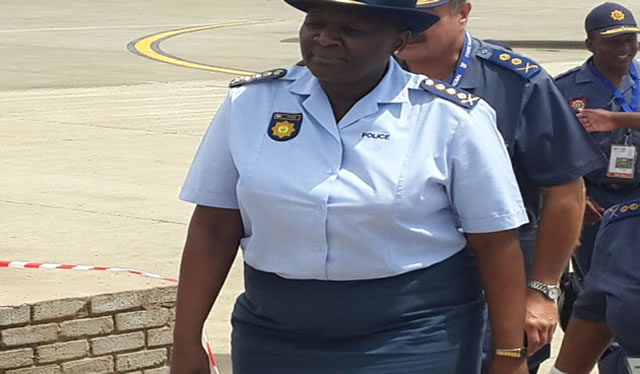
[
  {"x1": 576, "y1": 57, "x2": 639, "y2": 94},
  {"x1": 455, "y1": 36, "x2": 484, "y2": 90},
  {"x1": 278, "y1": 58, "x2": 416, "y2": 137},
  {"x1": 285, "y1": 58, "x2": 413, "y2": 103}
]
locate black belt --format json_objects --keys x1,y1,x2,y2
[{"x1": 586, "y1": 181, "x2": 640, "y2": 192}]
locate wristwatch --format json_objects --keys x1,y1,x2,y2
[
  {"x1": 527, "y1": 280, "x2": 561, "y2": 302},
  {"x1": 495, "y1": 347, "x2": 527, "y2": 359}
]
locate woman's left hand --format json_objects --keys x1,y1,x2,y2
[
  {"x1": 487, "y1": 356, "x2": 528, "y2": 374},
  {"x1": 577, "y1": 109, "x2": 616, "y2": 132}
]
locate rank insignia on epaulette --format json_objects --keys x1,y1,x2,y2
[
  {"x1": 569, "y1": 97, "x2": 588, "y2": 113},
  {"x1": 421, "y1": 78, "x2": 479, "y2": 109},
  {"x1": 606, "y1": 200, "x2": 640, "y2": 225},
  {"x1": 229, "y1": 68, "x2": 287, "y2": 88},
  {"x1": 268, "y1": 113, "x2": 303, "y2": 142},
  {"x1": 482, "y1": 49, "x2": 541, "y2": 79}
]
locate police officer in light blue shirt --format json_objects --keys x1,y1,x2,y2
[
  {"x1": 170, "y1": 1, "x2": 531, "y2": 373},
  {"x1": 397, "y1": 1, "x2": 607, "y2": 372},
  {"x1": 555, "y1": 2, "x2": 640, "y2": 276},
  {"x1": 551, "y1": 199, "x2": 640, "y2": 374}
]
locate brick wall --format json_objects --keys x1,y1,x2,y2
[{"x1": 0, "y1": 286, "x2": 176, "y2": 374}]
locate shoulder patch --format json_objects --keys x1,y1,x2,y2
[
  {"x1": 229, "y1": 68, "x2": 287, "y2": 88},
  {"x1": 421, "y1": 78, "x2": 480, "y2": 109},
  {"x1": 605, "y1": 199, "x2": 640, "y2": 226},
  {"x1": 477, "y1": 48, "x2": 541, "y2": 79}
]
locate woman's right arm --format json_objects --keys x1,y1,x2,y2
[
  {"x1": 466, "y1": 230, "x2": 528, "y2": 374},
  {"x1": 446, "y1": 102, "x2": 530, "y2": 374},
  {"x1": 578, "y1": 109, "x2": 640, "y2": 132},
  {"x1": 171, "y1": 205, "x2": 244, "y2": 374}
]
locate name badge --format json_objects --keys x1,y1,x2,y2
[
  {"x1": 627, "y1": 356, "x2": 640, "y2": 374},
  {"x1": 607, "y1": 145, "x2": 637, "y2": 179}
]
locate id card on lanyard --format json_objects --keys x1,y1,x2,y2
[
  {"x1": 588, "y1": 60, "x2": 639, "y2": 179},
  {"x1": 450, "y1": 31, "x2": 472, "y2": 88},
  {"x1": 627, "y1": 356, "x2": 640, "y2": 374}
]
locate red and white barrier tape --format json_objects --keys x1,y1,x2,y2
[{"x1": 0, "y1": 260, "x2": 220, "y2": 374}]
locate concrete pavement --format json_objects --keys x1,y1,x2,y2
[{"x1": 4, "y1": 0, "x2": 637, "y2": 371}]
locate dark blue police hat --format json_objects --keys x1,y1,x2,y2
[
  {"x1": 284, "y1": 0, "x2": 440, "y2": 32},
  {"x1": 585, "y1": 2, "x2": 640, "y2": 38}
]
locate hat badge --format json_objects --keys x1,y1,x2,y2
[{"x1": 611, "y1": 10, "x2": 625, "y2": 21}]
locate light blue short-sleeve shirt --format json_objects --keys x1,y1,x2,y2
[{"x1": 181, "y1": 59, "x2": 528, "y2": 281}]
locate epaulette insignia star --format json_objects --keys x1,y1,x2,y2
[
  {"x1": 480, "y1": 48, "x2": 542, "y2": 79},
  {"x1": 605, "y1": 199, "x2": 640, "y2": 225},
  {"x1": 421, "y1": 78, "x2": 480, "y2": 109},
  {"x1": 229, "y1": 68, "x2": 287, "y2": 88}
]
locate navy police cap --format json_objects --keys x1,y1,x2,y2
[
  {"x1": 284, "y1": 0, "x2": 440, "y2": 32},
  {"x1": 585, "y1": 2, "x2": 640, "y2": 38}
]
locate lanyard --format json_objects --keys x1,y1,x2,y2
[
  {"x1": 588, "y1": 59, "x2": 639, "y2": 113},
  {"x1": 450, "y1": 31, "x2": 472, "y2": 87}
]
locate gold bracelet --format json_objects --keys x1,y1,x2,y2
[{"x1": 494, "y1": 347, "x2": 527, "y2": 359}]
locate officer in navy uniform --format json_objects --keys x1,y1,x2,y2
[
  {"x1": 396, "y1": 0, "x2": 607, "y2": 372},
  {"x1": 170, "y1": 1, "x2": 532, "y2": 374},
  {"x1": 551, "y1": 199, "x2": 640, "y2": 374},
  {"x1": 555, "y1": 2, "x2": 640, "y2": 276}
]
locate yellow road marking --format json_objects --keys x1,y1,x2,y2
[{"x1": 129, "y1": 19, "x2": 288, "y2": 75}]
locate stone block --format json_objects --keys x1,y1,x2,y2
[
  {"x1": 146, "y1": 327, "x2": 172, "y2": 347},
  {"x1": 61, "y1": 356, "x2": 114, "y2": 374},
  {"x1": 32, "y1": 299, "x2": 86, "y2": 322},
  {"x1": 0, "y1": 348, "x2": 33, "y2": 369},
  {"x1": 90, "y1": 291, "x2": 142, "y2": 315},
  {"x1": 0, "y1": 305, "x2": 30, "y2": 327},
  {"x1": 115, "y1": 349, "x2": 167, "y2": 371},
  {"x1": 59, "y1": 317, "x2": 114, "y2": 338},
  {"x1": 90, "y1": 331, "x2": 145, "y2": 355},
  {"x1": 36, "y1": 340, "x2": 89, "y2": 364},
  {"x1": 114, "y1": 309, "x2": 169, "y2": 332},
  {"x1": 1, "y1": 324, "x2": 58, "y2": 346}
]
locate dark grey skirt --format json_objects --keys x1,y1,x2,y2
[{"x1": 231, "y1": 250, "x2": 485, "y2": 374}]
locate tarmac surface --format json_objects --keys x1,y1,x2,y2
[{"x1": 4, "y1": 0, "x2": 639, "y2": 372}]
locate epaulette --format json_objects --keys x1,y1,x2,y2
[
  {"x1": 604, "y1": 199, "x2": 640, "y2": 226},
  {"x1": 476, "y1": 47, "x2": 542, "y2": 80},
  {"x1": 421, "y1": 78, "x2": 480, "y2": 109},
  {"x1": 229, "y1": 68, "x2": 287, "y2": 88},
  {"x1": 554, "y1": 66, "x2": 581, "y2": 82}
]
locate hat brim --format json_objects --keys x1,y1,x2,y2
[
  {"x1": 597, "y1": 25, "x2": 640, "y2": 38},
  {"x1": 284, "y1": 0, "x2": 440, "y2": 32},
  {"x1": 415, "y1": 0, "x2": 449, "y2": 8}
]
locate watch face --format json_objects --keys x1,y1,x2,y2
[{"x1": 548, "y1": 287, "x2": 561, "y2": 300}]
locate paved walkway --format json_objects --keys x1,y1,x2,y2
[{"x1": 6, "y1": 0, "x2": 637, "y2": 371}]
